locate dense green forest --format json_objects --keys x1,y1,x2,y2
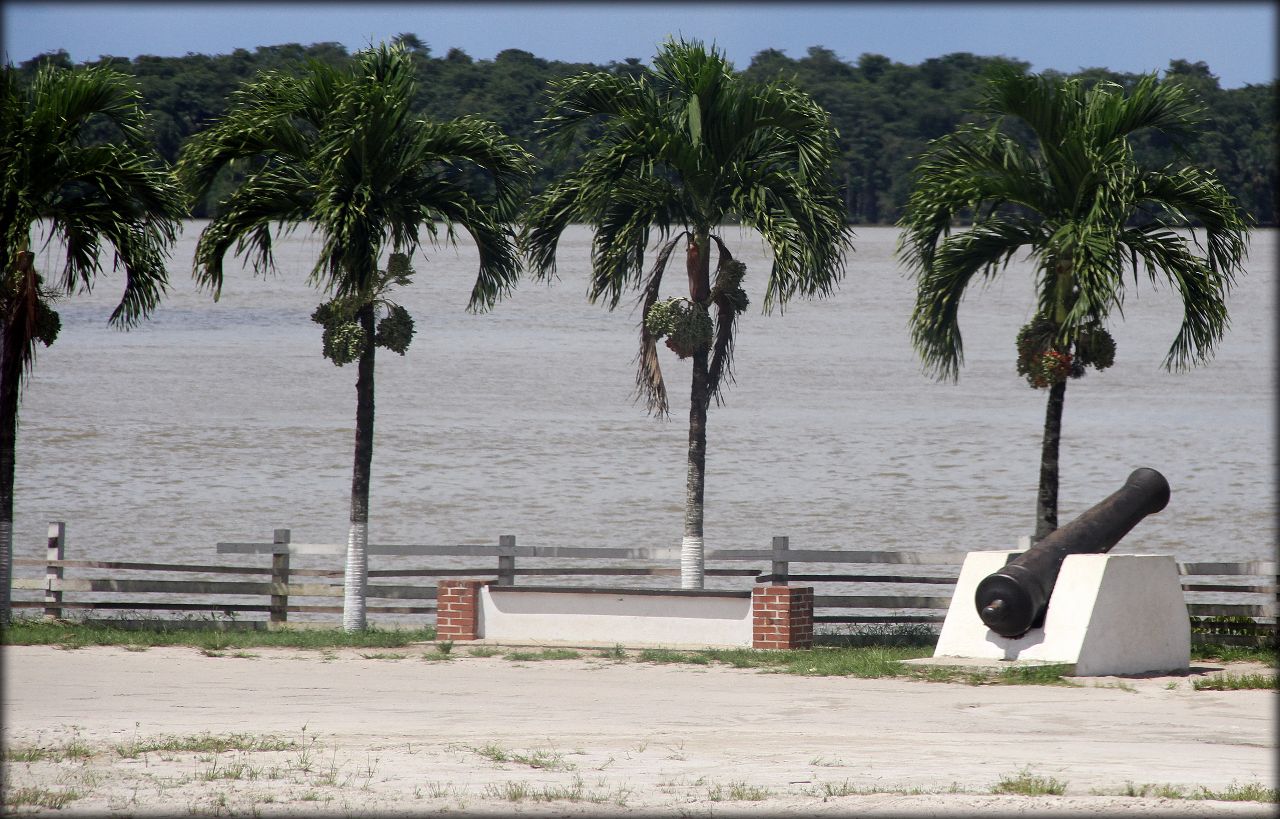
[{"x1": 14, "y1": 35, "x2": 1277, "y2": 225}]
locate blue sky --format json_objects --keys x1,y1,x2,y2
[{"x1": 4, "y1": 2, "x2": 1276, "y2": 88}]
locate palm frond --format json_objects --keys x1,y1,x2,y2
[
  {"x1": 521, "y1": 179, "x2": 584, "y2": 281},
  {"x1": 1134, "y1": 166, "x2": 1251, "y2": 278},
  {"x1": 899, "y1": 65, "x2": 1249, "y2": 386},
  {"x1": 1089, "y1": 74, "x2": 1203, "y2": 147},
  {"x1": 705, "y1": 236, "x2": 739, "y2": 402},
  {"x1": 525, "y1": 36, "x2": 851, "y2": 411},
  {"x1": 0, "y1": 253, "x2": 46, "y2": 390},
  {"x1": 2, "y1": 63, "x2": 185, "y2": 329},
  {"x1": 910, "y1": 217, "x2": 1043, "y2": 381},
  {"x1": 633, "y1": 234, "x2": 685, "y2": 416},
  {"x1": 188, "y1": 44, "x2": 529, "y2": 311},
  {"x1": 26, "y1": 62, "x2": 150, "y2": 148},
  {"x1": 192, "y1": 166, "x2": 314, "y2": 298},
  {"x1": 537, "y1": 71, "x2": 651, "y2": 156},
  {"x1": 1118, "y1": 225, "x2": 1232, "y2": 371}
]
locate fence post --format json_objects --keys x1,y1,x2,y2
[
  {"x1": 497, "y1": 535, "x2": 516, "y2": 586},
  {"x1": 44, "y1": 522, "x2": 65, "y2": 620},
  {"x1": 771, "y1": 536, "x2": 789, "y2": 587},
  {"x1": 270, "y1": 528, "x2": 290, "y2": 624}
]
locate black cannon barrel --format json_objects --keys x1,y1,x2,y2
[{"x1": 975, "y1": 467, "x2": 1170, "y2": 638}]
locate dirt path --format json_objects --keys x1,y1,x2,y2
[{"x1": 2, "y1": 645, "x2": 1274, "y2": 816}]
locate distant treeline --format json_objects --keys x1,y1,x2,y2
[{"x1": 15, "y1": 35, "x2": 1278, "y2": 225}]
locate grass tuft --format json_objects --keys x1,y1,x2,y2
[
  {"x1": 1189, "y1": 641, "x2": 1277, "y2": 666},
  {"x1": 3, "y1": 737, "x2": 94, "y2": 763},
  {"x1": 1192, "y1": 673, "x2": 1278, "y2": 691},
  {"x1": 636, "y1": 648, "x2": 711, "y2": 665},
  {"x1": 503, "y1": 648, "x2": 581, "y2": 662},
  {"x1": 1120, "y1": 780, "x2": 1277, "y2": 802},
  {"x1": 2, "y1": 786, "x2": 82, "y2": 809},
  {"x1": 113, "y1": 732, "x2": 296, "y2": 758},
  {"x1": 1, "y1": 617, "x2": 436, "y2": 650},
  {"x1": 599, "y1": 643, "x2": 628, "y2": 660},
  {"x1": 992, "y1": 767, "x2": 1068, "y2": 796}
]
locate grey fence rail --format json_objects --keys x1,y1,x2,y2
[{"x1": 9, "y1": 524, "x2": 1277, "y2": 646}]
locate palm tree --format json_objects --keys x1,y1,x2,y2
[
  {"x1": 177, "y1": 44, "x2": 532, "y2": 631},
  {"x1": 0, "y1": 62, "x2": 185, "y2": 624},
  {"x1": 522, "y1": 39, "x2": 853, "y2": 588},
  {"x1": 897, "y1": 69, "x2": 1249, "y2": 541}
]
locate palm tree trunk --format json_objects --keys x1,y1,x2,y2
[
  {"x1": 1034, "y1": 378, "x2": 1067, "y2": 542},
  {"x1": 0, "y1": 319, "x2": 16, "y2": 626},
  {"x1": 1, "y1": 249, "x2": 34, "y2": 626},
  {"x1": 342, "y1": 303, "x2": 377, "y2": 631},
  {"x1": 681, "y1": 232, "x2": 713, "y2": 589},
  {"x1": 682, "y1": 348, "x2": 709, "y2": 588}
]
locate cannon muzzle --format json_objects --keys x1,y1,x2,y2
[{"x1": 975, "y1": 467, "x2": 1170, "y2": 638}]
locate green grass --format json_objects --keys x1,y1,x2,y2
[
  {"x1": 707, "y1": 781, "x2": 772, "y2": 801},
  {"x1": 1121, "y1": 781, "x2": 1277, "y2": 802},
  {"x1": 636, "y1": 647, "x2": 712, "y2": 665},
  {"x1": 3, "y1": 737, "x2": 94, "y2": 763},
  {"x1": 468, "y1": 741, "x2": 577, "y2": 771},
  {"x1": 635, "y1": 645, "x2": 928, "y2": 677},
  {"x1": 991, "y1": 767, "x2": 1068, "y2": 796},
  {"x1": 1191, "y1": 673, "x2": 1278, "y2": 691},
  {"x1": 6, "y1": 619, "x2": 1272, "y2": 687},
  {"x1": 814, "y1": 780, "x2": 962, "y2": 797},
  {"x1": 816, "y1": 621, "x2": 939, "y2": 648},
  {"x1": 2, "y1": 786, "x2": 82, "y2": 809},
  {"x1": 598, "y1": 643, "x2": 628, "y2": 660},
  {"x1": 113, "y1": 732, "x2": 298, "y2": 758},
  {"x1": 1, "y1": 617, "x2": 435, "y2": 649},
  {"x1": 1190, "y1": 641, "x2": 1277, "y2": 666},
  {"x1": 503, "y1": 648, "x2": 581, "y2": 661},
  {"x1": 482, "y1": 778, "x2": 598, "y2": 803}
]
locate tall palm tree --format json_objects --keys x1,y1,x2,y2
[
  {"x1": 522, "y1": 39, "x2": 853, "y2": 588},
  {"x1": 897, "y1": 69, "x2": 1249, "y2": 541},
  {"x1": 178, "y1": 44, "x2": 532, "y2": 630},
  {"x1": 0, "y1": 62, "x2": 185, "y2": 624}
]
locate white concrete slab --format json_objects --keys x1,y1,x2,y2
[{"x1": 478, "y1": 586, "x2": 753, "y2": 647}]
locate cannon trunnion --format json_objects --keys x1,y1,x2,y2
[{"x1": 975, "y1": 467, "x2": 1171, "y2": 638}]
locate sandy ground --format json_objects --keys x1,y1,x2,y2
[{"x1": 1, "y1": 644, "x2": 1275, "y2": 816}]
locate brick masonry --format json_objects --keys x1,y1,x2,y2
[
  {"x1": 435, "y1": 579, "x2": 489, "y2": 641},
  {"x1": 752, "y1": 586, "x2": 814, "y2": 649}
]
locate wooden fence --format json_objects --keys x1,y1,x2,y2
[{"x1": 9, "y1": 524, "x2": 1277, "y2": 646}]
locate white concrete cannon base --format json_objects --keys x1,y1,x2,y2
[{"x1": 931, "y1": 552, "x2": 1190, "y2": 677}]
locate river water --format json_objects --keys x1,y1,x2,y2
[{"x1": 12, "y1": 224, "x2": 1276, "y2": 588}]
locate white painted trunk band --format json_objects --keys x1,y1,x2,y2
[
  {"x1": 343, "y1": 520, "x2": 369, "y2": 631},
  {"x1": 681, "y1": 536, "x2": 705, "y2": 589}
]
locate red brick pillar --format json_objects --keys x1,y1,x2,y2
[
  {"x1": 752, "y1": 586, "x2": 814, "y2": 649},
  {"x1": 436, "y1": 580, "x2": 488, "y2": 640}
]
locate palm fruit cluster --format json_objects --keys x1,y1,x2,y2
[
  {"x1": 311, "y1": 300, "x2": 366, "y2": 366},
  {"x1": 712, "y1": 258, "x2": 750, "y2": 315},
  {"x1": 310, "y1": 253, "x2": 417, "y2": 366},
  {"x1": 1016, "y1": 314, "x2": 1115, "y2": 388},
  {"x1": 311, "y1": 300, "x2": 417, "y2": 366},
  {"x1": 645, "y1": 297, "x2": 713, "y2": 359},
  {"x1": 1, "y1": 263, "x2": 62, "y2": 348},
  {"x1": 31, "y1": 300, "x2": 61, "y2": 348},
  {"x1": 373, "y1": 304, "x2": 414, "y2": 355}
]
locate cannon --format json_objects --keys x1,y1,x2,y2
[{"x1": 975, "y1": 467, "x2": 1171, "y2": 638}]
